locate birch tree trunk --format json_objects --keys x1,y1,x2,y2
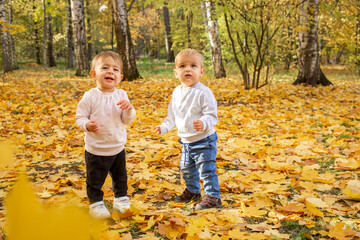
[
  {"x1": 8, "y1": 0, "x2": 18, "y2": 70},
  {"x1": 112, "y1": 0, "x2": 140, "y2": 81},
  {"x1": 163, "y1": 1, "x2": 174, "y2": 62},
  {"x1": 293, "y1": 0, "x2": 332, "y2": 86},
  {"x1": 201, "y1": 0, "x2": 226, "y2": 78},
  {"x1": 42, "y1": 0, "x2": 47, "y2": 70},
  {"x1": 71, "y1": 0, "x2": 89, "y2": 76},
  {"x1": 0, "y1": 0, "x2": 11, "y2": 73},
  {"x1": 67, "y1": 0, "x2": 75, "y2": 68}
]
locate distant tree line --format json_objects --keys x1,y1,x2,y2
[{"x1": 0, "y1": 0, "x2": 359, "y2": 88}]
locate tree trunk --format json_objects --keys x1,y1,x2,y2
[
  {"x1": 42, "y1": 0, "x2": 47, "y2": 70},
  {"x1": 111, "y1": 4, "x2": 114, "y2": 51},
  {"x1": 67, "y1": 0, "x2": 75, "y2": 68},
  {"x1": 71, "y1": 0, "x2": 89, "y2": 76},
  {"x1": 186, "y1": 11, "x2": 193, "y2": 48},
  {"x1": 8, "y1": 0, "x2": 18, "y2": 70},
  {"x1": 163, "y1": 2, "x2": 174, "y2": 62},
  {"x1": 356, "y1": 1, "x2": 360, "y2": 75},
  {"x1": 47, "y1": 2, "x2": 56, "y2": 67},
  {"x1": 201, "y1": 0, "x2": 226, "y2": 78},
  {"x1": 86, "y1": 0, "x2": 92, "y2": 61},
  {"x1": 0, "y1": 0, "x2": 11, "y2": 73},
  {"x1": 112, "y1": 0, "x2": 140, "y2": 81},
  {"x1": 31, "y1": 1, "x2": 41, "y2": 64},
  {"x1": 293, "y1": 0, "x2": 332, "y2": 86}
]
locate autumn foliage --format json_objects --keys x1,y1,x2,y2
[{"x1": 0, "y1": 68, "x2": 359, "y2": 239}]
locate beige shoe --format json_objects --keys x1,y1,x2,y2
[{"x1": 89, "y1": 201, "x2": 111, "y2": 219}]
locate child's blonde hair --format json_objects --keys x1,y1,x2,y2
[
  {"x1": 91, "y1": 51, "x2": 123, "y2": 71},
  {"x1": 175, "y1": 48, "x2": 204, "y2": 68}
]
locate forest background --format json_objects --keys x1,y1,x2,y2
[{"x1": 0, "y1": 0, "x2": 360, "y2": 239}]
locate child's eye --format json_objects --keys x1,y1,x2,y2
[
  {"x1": 102, "y1": 66, "x2": 108, "y2": 69},
  {"x1": 180, "y1": 65, "x2": 185, "y2": 68},
  {"x1": 192, "y1": 64, "x2": 197, "y2": 68}
]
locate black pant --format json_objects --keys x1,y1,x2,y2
[{"x1": 85, "y1": 150, "x2": 128, "y2": 204}]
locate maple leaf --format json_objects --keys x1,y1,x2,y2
[
  {"x1": 228, "y1": 228, "x2": 248, "y2": 239},
  {"x1": 328, "y1": 222, "x2": 357, "y2": 240},
  {"x1": 305, "y1": 197, "x2": 324, "y2": 217}
]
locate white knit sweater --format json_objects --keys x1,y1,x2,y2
[
  {"x1": 160, "y1": 82, "x2": 218, "y2": 143},
  {"x1": 76, "y1": 88, "x2": 136, "y2": 156}
]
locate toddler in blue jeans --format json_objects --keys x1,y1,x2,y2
[{"x1": 154, "y1": 49, "x2": 221, "y2": 210}]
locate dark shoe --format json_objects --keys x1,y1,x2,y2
[
  {"x1": 175, "y1": 188, "x2": 201, "y2": 202},
  {"x1": 195, "y1": 194, "x2": 222, "y2": 210}
]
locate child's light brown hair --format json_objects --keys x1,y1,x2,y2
[
  {"x1": 175, "y1": 49, "x2": 204, "y2": 68},
  {"x1": 91, "y1": 51, "x2": 123, "y2": 71}
]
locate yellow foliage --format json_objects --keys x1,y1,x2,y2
[{"x1": 5, "y1": 173, "x2": 102, "y2": 240}]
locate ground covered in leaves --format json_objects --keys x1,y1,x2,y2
[{"x1": 0, "y1": 67, "x2": 360, "y2": 239}]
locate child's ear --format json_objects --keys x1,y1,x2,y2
[
  {"x1": 90, "y1": 70, "x2": 96, "y2": 79},
  {"x1": 174, "y1": 69, "x2": 178, "y2": 79},
  {"x1": 200, "y1": 68, "x2": 205, "y2": 77},
  {"x1": 120, "y1": 74, "x2": 123, "y2": 81}
]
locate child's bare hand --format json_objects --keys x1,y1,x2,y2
[
  {"x1": 193, "y1": 120, "x2": 203, "y2": 132},
  {"x1": 117, "y1": 100, "x2": 133, "y2": 111},
  {"x1": 154, "y1": 126, "x2": 161, "y2": 134},
  {"x1": 86, "y1": 120, "x2": 100, "y2": 133}
]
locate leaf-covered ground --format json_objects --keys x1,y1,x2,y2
[{"x1": 0, "y1": 67, "x2": 359, "y2": 239}]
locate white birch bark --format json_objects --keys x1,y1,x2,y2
[
  {"x1": 294, "y1": 0, "x2": 331, "y2": 86},
  {"x1": 202, "y1": 0, "x2": 226, "y2": 78},
  {"x1": 0, "y1": 0, "x2": 11, "y2": 72},
  {"x1": 112, "y1": 0, "x2": 140, "y2": 81},
  {"x1": 71, "y1": 0, "x2": 89, "y2": 76}
]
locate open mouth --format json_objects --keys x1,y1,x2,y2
[
  {"x1": 185, "y1": 74, "x2": 191, "y2": 77},
  {"x1": 105, "y1": 77, "x2": 114, "y2": 81}
]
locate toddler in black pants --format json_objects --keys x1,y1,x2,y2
[{"x1": 76, "y1": 51, "x2": 136, "y2": 219}]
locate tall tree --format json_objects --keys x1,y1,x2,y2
[
  {"x1": 71, "y1": 0, "x2": 89, "y2": 76},
  {"x1": 201, "y1": 0, "x2": 226, "y2": 78},
  {"x1": 112, "y1": 0, "x2": 140, "y2": 81},
  {"x1": 85, "y1": 0, "x2": 92, "y2": 61},
  {"x1": 30, "y1": 1, "x2": 41, "y2": 64},
  {"x1": 8, "y1": 0, "x2": 18, "y2": 70},
  {"x1": 357, "y1": 0, "x2": 360, "y2": 75},
  {"x1": 42, "y1": 0, "x2": 47, "y2": 70},
  {"x1": 0, "y1": 0, "x2": 11, "y2": 72},
  {"x1": 293, "y1": 0, "x2": 332, "y2": 86},
  {"x1": 163, "y1": 1, "x2": 174, "y2": 62},
  {"x1": 67, "y1": 0, "x2": 75, "y2": 68},
  {"x1": 47, "y1": 1, "x2": 56, "y2": 67}
]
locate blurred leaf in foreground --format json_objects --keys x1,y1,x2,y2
[{"x1": 5, "y1": 173, "x2": 103, "y2": 240}]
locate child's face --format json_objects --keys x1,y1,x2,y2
[
  {"x1": 90, "y1": 56, "x2": 123, "y2": 92},
  {"x1": 174, "y1": 55, "x2": 204, "y2": 88}
]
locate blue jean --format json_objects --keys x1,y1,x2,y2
[{"x1": 178, "y1": 132, "x2": 221, "y2": 199}]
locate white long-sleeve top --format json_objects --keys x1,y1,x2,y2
[
  {"x1": 159, "y1": 82, "x2": 218, "y2": 143},
  {"x1": 75, "y1": 87, "x2": 136, "y2": 156}
]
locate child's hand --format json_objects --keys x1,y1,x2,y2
[
  {"x1": 154, "y1": 126, "x2": 161, "y2": 134},
  {"x1": 86, "y1": 120, "x2": 100, "y2": 133},
  {"x1": 193, "y1": 120, "x2": 204, "y2": 132},
  {"x1": 117, "y1": 100, "x2": 133, "y2": 111}
]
